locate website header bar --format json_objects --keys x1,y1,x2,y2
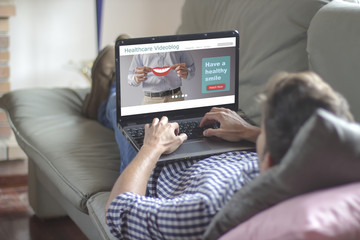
[{"x1": 119, "y1": 37, "x2": 236, "y2": 56}]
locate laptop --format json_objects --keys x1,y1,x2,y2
[{"x1": 115, "y1": 30, "x2": 255, "y2": 163}]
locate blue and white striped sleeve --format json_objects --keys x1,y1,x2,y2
[{"x1": 106, "y1": 192, "x2": 215, "y2": 240}]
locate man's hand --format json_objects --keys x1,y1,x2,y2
[
  {"x1": 105, "y1": 117, "x2": 187, "y2": 211},
  {"x1": 200, "y1": 107, "x2": 260, "y2": 143},
  {"x1": 171, "y1": 63, "x2": 188, "y2": 79},
  {"x1": 144, "y1": 116, "x2": 188, "y2": 154},
  {"x1": 134, "y1": 66, "x2": 152, "y2": 83}
]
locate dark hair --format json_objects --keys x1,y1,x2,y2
[{"x1": 261, "y1": 71, "x2": 353, "y2": 165}]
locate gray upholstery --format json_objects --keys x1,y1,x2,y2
[
  {"x1": 308, "y1": 0, "x2": 360, "y2": 122},
  {"x1": 178, "y1": 0, "x2": 329, "y2": 124},
  {"x1": 0, "y1": 88, "x2": 120, "y2": 213},
  {"x1": 1, "y1": 0, "x2": 359, "y2": 239},
  {"x1": 87, "y1": 192, "x2": 117, "y2": 240}
]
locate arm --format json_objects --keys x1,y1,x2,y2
[
  {"x1": 105, "y1": 116, "x2": 187, "y2": 211},
  {"x1": 106, "y1": 192, "x2": 216, "y2": 239},
  {"x1": 105, "y1": 151, "x2": 259, "y2": 239},
  {"x1": 200, "y1": 107, "x2": 260, "y2": 143}
]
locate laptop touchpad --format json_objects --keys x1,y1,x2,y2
[{"x1": 175, "y1": 141, "x2": 211, "y2": 154}]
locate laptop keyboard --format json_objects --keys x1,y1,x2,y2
[
  {"x1": 127, "y1": 127, "x2": 145, "y2": 147},
  {"x1": 127, "y1": 119, "x2": 219, "y2": 147}
]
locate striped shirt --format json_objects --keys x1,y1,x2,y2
[{"x1": 106, "y1": 151, "x2": 259, "y2": 239}]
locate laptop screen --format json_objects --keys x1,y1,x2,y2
[{"x1": 116, "y1": 31, "x2": 239, "y2": 123}]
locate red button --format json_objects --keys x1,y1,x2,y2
[{"x1": 207, "y1": 84, "x2": 225, "y2": 91}]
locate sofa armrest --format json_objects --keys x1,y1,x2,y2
[{"x1": 0, "y1": 88, "x2": 121, "y2": 213}]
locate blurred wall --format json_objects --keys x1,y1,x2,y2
[{"x1": 9, "y1": 0, "x2": 185, "y2": 89}]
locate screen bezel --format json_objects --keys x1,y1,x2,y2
[{"x1": 115, "y1": 30, "x2": 239, "y2": 125}]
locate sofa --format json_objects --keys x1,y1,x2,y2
[{"x1": 1, "y1": 0, "x2": 360, "y2": 239}]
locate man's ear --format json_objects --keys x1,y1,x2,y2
[{"x1": 261, "y1": 152, "x2": 275, "y2": 172}]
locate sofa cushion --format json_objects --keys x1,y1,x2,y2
[
  {"x1": 204, "y1": 109, "x2": 360, "y2": 239},
  {"x1": 308, "y1": 0, "x2": 360, "y2": 121},
  {"x1": 177, "y1": 0, "x2": 329, "y2": 124},
  {"x1": 87, "y1": 192, "x2": 117, "y2": 240},
  {"x1": 0, "y1": 88, "x2": 121, "y2": 213},
  {"x1": 220, "y1": 182, "x2": 360, "y2": 240}
]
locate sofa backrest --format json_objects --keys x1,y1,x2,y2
[
  {"x1": 177, "y1": 0, "x2": 329, "y2": 125},
  {"x1": 308, "y1": 0, "x2": 360, "y2": 122}
]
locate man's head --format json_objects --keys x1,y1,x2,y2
[{"x1": 256, "y1": 71, "x2": 353, "y2": 172}]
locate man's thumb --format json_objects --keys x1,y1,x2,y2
[{"x1": 203, "y1": 128, "x2": 217, "y2": 137}]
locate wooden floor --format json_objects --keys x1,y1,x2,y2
[{"x1": 0, "y1": 159, "x2": 88, "y2": 240}]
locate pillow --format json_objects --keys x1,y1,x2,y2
[
  {"x1": 220, "y1": 182, "x2": 360, "y2": 240},
  {"x1": 203, "y1": 109, "x2": 360, "y2": 239}
]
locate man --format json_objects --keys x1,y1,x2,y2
[
  {"x1": 128, "y1": 51, "x2": 195, "y2": 105},
  {"x1": 103, "y1": 71, "x2": 353, "y2": 239},
  {"x1": 82, "y1": 44, "x2": 353, "y2": 239}
]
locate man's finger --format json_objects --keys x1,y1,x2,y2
[
  {"x1": 175, "y1": 65, "x2": 184, "y2": 71},
  {"x1": 170, "y1": 122, "x2": 180, "y2": 134},
  {"x1": 136, "y1": 73, "x2": 147, "y2": 79},
  {"x1": 171, "y1": 63, "x2": 186, "y2": 70},
  {"x1": 200, "y1": 112, "x2": 221, "y2": 127},
  {"x1": 135, "y1": 67, "x2": 144, "y2": 73},
  {"x1": 178, "y1": 133, "x2": 188, "y2": 142},
  {"x1": 170, "y1": 64, "x2": 178, "y2": 70},
  {"x1": 210, "y1": 107, "x2": 227, "y2": 113},
  {"x1": 144, "y1": 67, "x2": 152, "y2": 73},
  {"x1": 135, "y1": 66, "x2": 152, "y2": 73},
  {"x1": 203, "y1": 128, "x2": 223, "y2": 138},
  {"x1": 159, "y1": 116, "x2": 168, "y2": 125},
  {"x1": 152, "y1": 118, "x2": 159, "y2": 126}
]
